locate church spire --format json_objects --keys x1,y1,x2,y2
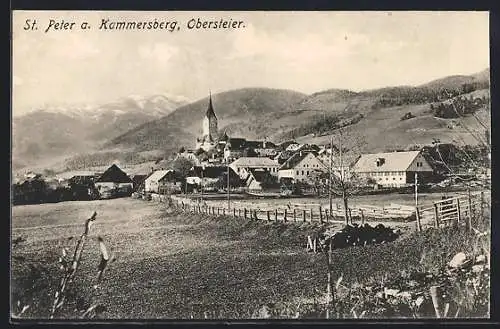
[{"x1": 206, "y1": 91, "x2": 216, "y2": 119}]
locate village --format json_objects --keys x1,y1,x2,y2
[
  {"x1": 11, "y1": 11, "x2": 492, "y2": 320},
  {"x1": 13, "y1": 92, "x2": 490, "y2": 210}
]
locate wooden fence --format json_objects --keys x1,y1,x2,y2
[
  {"x1": 150, "y1": 194, "x2": 415, "y2": 224},
  {"x1": 416, "y1": 191, "x2": 485, "y2": 230}
]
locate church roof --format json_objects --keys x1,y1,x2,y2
[{"x1": 206, "y1": 93, "x2": 217, "y2": 119}]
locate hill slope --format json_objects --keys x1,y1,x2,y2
[
  {"x1": 12, "y1": 94, "x2": 188, "y2": 170},
  {"x1": 108, "y1": 69, "x2": 490, "y2": 159},
  {"x1": 107, "y1": 88, "x2": 308, "y2": 152},
  {"x1": 15, "y1": 68, "x2": 490, "y2": 173}
]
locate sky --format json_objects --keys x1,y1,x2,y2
[{"x1": 12, "y1": 11, "x2": 490, "y2": 116}]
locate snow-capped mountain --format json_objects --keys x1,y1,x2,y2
[{"x1": 12, "y1": 94, "x2": 189, "y2": 170}]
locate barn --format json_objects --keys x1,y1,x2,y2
[
  {"x1": 94, "y1": 164, "x2": 134, "y2": 199},
  {"x1": 144, "y1": 170, "x2": 182, "y2": 194},
  {"x1": 352, "y1": 151, "x2": 434, "y2": 187}
]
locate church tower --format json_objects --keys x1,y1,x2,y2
[{"x1": 202, "y1": 92, "x2": 218, "y2": 142}]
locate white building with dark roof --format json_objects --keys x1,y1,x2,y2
[
  {"x1": 229, "y1": 157, "x2": 280, "y2": 179},
  {"x1": 278, "y1": 151, "x2": 327, "y2": 183},
  {"x1": 352, "y1": 151, "x2": 434, "y2": 187}
]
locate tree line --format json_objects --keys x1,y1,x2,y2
[
  {"x1": 12, "y1": 177, "x2": 99, "y2": 206},
  {"x1": 369, "y1": 81, "x2": 489, "y2": 110}
]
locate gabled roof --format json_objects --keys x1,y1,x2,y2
[
  {"x1": 279, "y1": 151, "x2": 321, "y2": 170},
  {"x1": 246, "y1": 169, "x2": 272, "y2": 183},
  {"x1": 230, "y1": 157, "x2": 279, "y2": 167},
  {"x1": 145, "y1": 170, "x2": 173, "y2": 183},
  {"x1": 189, "y1": 166, "x2": 237, "y2": 179},
  {"x1": 226, "y1": 138, "x2": 247, "y2": 150},
  {"x1": 285, "y1": 143, "x2": 302, "y2": 151},
  {"x1": 245, "y1": 140, "x2": 277, "y2": 149},
  {"x1": 352, "y1": 151, "x2": 424, "y2": 172},
  {"x1": 95, "y1": 164, "x2": 133, "y2": 183}
]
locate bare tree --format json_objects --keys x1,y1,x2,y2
[
  {"x1": 434, "y1": 89, "x2": 491, "y2": 188},
  {"x1": 330, "y1": 127, "x2": 370, "y2": 224}
]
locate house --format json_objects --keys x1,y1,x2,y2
[
  {"x1": 223, "y1": 137, "x2": 253, "y2": 161},
  {"x1": 68, "y1": 174, "x2": 96, "y2": 187},
  {"x1": 278, "y1": 151, "x2": 327, "y2": 183},
  {"x1": 317, "y1": 149, "x2": 357, "y2": 180},
  {"x1": 245, "y1": 169, "x2": 276, "y2": 191},
  {"x1": 144, "y1": 170, "x2": 182, "y2": 194},
  {"x1": 186, "y1": 165, "x2": 240, "y2": 190},
  {"x1": 247, "y1": 140, "x2": 278, "y2": 157},
  {"x1": 94, "y1": 164, "x2": 134, "y2": 199},
  {"x1": 285, "y1": 143, "x2": 302, "y2": 152},
  {"x1": 352, "y1": 151, "x2": 434, "y2": 187},
  {"x1": 176, "y1": 150, "x2": 201, "y2": 166},
  {"x1": 129, "y1": 174, "x2": 148, "y2": 192},
  {"x1": 229, "y1": 157, "x2": 280, "y2": 179}
]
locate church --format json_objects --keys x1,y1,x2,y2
[
  {"x1": 194, "y1": 93, "x2": 278, "y2": 161},
  {"x1": 195, "y1": 93, "x2": 223, "y2": 152}
]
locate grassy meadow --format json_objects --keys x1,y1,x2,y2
[{"x1": 11, "y1": 197, "x2": 489, "y2": 319}]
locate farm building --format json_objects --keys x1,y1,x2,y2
[
  {"x1": 94, "y1": 164, "x2": 134, "y2": 199},
  {"x1": 352, "y1": 151, "x2": 434, "y2": 187},
  {"x1": 129, "y1": 174, "x2": 149, "y2": 192},
  {"x1": 144, "y1": 170, "x2": 182, "y2": 194},
  {"x1": 245, "y1": 169, "x2": 277, "y2": 191},
  {"x1": 278, "y1": 151, "x2": 327, "y2": 183},
  {"x1": 186, "y1": 166, "x2": 240, "y2": 190},
  {"x1": 229, "y1": 157, "x2": 280, "y2": 179}
]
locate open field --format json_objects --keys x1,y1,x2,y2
[
  {"x1": 200, "y1": 191, "x2": 452, "y2": 210},
  {"x1": 11, "y1": 196, "x2": 489, "y2": 319}
]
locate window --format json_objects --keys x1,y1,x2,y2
[
  {"x1": 307, "y1": 171, "x2": 310, "y2": 175},
  {"x1": 393, "y1": 177, "x2": 396, "y2": 180},
  {"x1": 386, "y1": 178, "x2": 388, "y2": 180},
  {"x1": 296, "y1": 170, "x2": 299, "y2": 175},
  {"x1": 400, "y1": 177, "x2": 403, "y2": 180},
  {"x1": 302, "y1": 170, "x2": 304, "y2": 175}
]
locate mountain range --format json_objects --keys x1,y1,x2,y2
[{"x1": 12, "y1": 68, "x2": 490, "y2": 174}]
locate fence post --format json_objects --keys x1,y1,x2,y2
[
  {"x1": 254, "y1": 210, "x2": 258, "y2": 221},
  {"x1": 293, "y1": 209, "x2": 296, "y2": 222},
  {"x1": 233, "y1": 208, "x2": 236, "y2": 217},
  {"x1": 349, "y1": 209, "x2": 352, "y2": 224},
  {"x1": 238, "y1": 209, "x2": 241, "y2": 218},
  {"x1": 244, "y1": 208, "x2": 247, "y2": 219},
  {"x1": 319, "y1": 206, "x2": 323, "y2": 223},
  {"x1": 310, "y1": 209, "x2": 313, "y2": 222},
  {"x1": 415, "y1": 208, "x2": 421, "y2": 232},
  {"x1": 433, "y1": 203, "x2": 439, "y2": 228},
  {"x1": 284, "y1": 209, "x2": 288, "y2": 222},
  {"x1": 303, "y1": 209, "x2": 306, "y2": 222},
  {"x1": 456, "y1": 198, "x2": 461, "y2": 226},
  {"x1": 467, "y1": 189, "x2": 473, "y2": 231},
  {"x1": 480, "y1": 191, "x2": 485, "y2": 225},
  {"x1": 275, "y1": 209, "x2": 278, "y2": 221},
  {"x1": 267, "y1": 210, "x2": 270, "y2": 221},
  {"x1": 223, "y1": 208, "x2": 225, "y2": 216},
  {"x1": 217, "y1": 208, "x2": 220, "y2": 215},
  {"x1": 361, "y1": 209, "x2": 365, "y2": 226}
]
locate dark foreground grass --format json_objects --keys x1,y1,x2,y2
[{"x1": 11, "y1": 198, "x2": 489, "y2": 319}]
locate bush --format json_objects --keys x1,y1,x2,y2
[{"x1": 400, "y1": 112, "x2": 415, "y2": 121}]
